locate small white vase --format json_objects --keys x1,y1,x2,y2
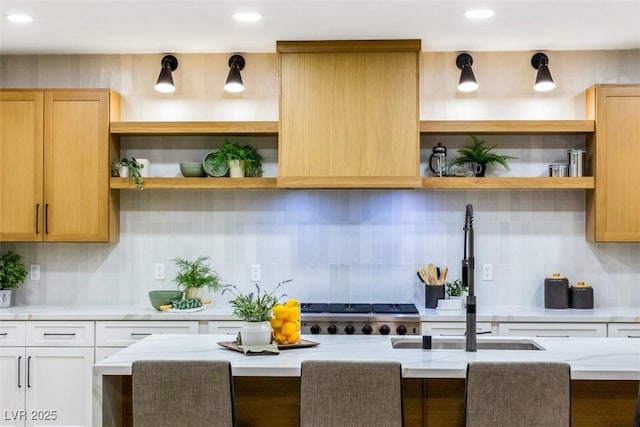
[
  {"x1": 185, "y1": 288, "x2": 203, "y2": 300},
  {"x1": 0, "y1": 290, "x2": 14, "y2": 308},
  {"x1": 240, "y1": 321, "x2": 272, "y2": 346},
  {"x1": 228, "y1": 159, "x2": 245, "y2": 178},
  {"x1": 118, "y1": 166, "x2": 130, "y2": 178}
]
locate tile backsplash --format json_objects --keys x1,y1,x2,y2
[{"x1": 4, "y1": 189, "x2": 640, "y2": 308}]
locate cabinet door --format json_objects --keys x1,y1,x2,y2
[
  {"x1": 0, "y1": 348, "x2": 26, "y2": 427},
  {"x1": 587, "y1": 85, "x2": 640, "y2": 241},
  {"x1": 43, "y1": 91, "x2": 110, "y2": 242},
  {"x1": 208, "y1": 320, "x2": 244, "y2": 336},
  {"x1": 278, "y1": 40, "x2": 421, "y2": 188},
  {"x1": 0, "y1": 91, "x2": 44, "y2": 241},
  {"x1": 25, "y1": 347, "x2": 94, "y2": 427}
]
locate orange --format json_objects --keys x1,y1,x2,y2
[
  {"x1": 281, "y1": 321, "x2": 297, "y2": 336},
  {"x1": 287, "y1": 331, "x2": 300, "y2": 344}
]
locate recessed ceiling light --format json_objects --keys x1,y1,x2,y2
[
  {"x1": 232, "y1": 12, "x2": 262, "y2": 22},
  {"x1": 465, "y1": 9, "x2": 494, "y2": 20},
  {"x1": 6, "y1": 13, "x2": 33, "y2": 23}
]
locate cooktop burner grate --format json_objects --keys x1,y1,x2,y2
[
  {"x1": 300, "y1": 302, "x2": 419, "y2": 315},
  {"x1": 371, "y1": 303, "x2": 419, "y2": 314},
  {"x1": 326, "y1": 303, "x2": 372, "y2": 313}
]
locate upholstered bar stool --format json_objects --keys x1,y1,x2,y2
[
  {"x1": 465, "y1": 361, "x2": 571, "y2": 427},
  {"x1": 132, "y1": 360, "x2": 234, "y2": 427},
  {"x1": 300, "y1": 360, "x2": 403, "y2": 427}
]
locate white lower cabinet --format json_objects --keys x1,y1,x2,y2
[
  {"x1": 0, "y1": 321, "x2": 94, "y2": 427},
  {"x1": 94, "y1": 321, "x2": 199, "y2": 361},
  {"x1": 498, "y1": 322, "x2": 607, "y2": 337},
  {"x1": 607, "y1": 323, "x2": 640, "y2": 338},
  {"x1": 421, "y1": 322, "x2": 495, "y2": 336},
  {"x1": 208, "y1": 321, "x2": 244, "y2": 336}
]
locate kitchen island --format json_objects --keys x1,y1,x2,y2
[{"x1": 94, "y1": 334, "x2": 640, "y2": 427}]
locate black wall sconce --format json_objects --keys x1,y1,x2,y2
[
  {"x1": 456, "y1": 53, "x2": 478, "y2": 92},
  {"x1": 155, "y1": 55, "x2": 178, "y2": 93},
  {"x1": 531, "y1": 52, "x2": 555, "y2": 92},
  {"x1": 224, "y1": 54, "x2": 245, "y2": 93}
]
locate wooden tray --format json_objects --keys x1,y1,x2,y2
[{"x1": 217, "y1": 339, "x2": 320, "y2": 353}]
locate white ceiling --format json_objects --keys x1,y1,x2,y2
[{"x1": 1, "y1": 0, "x2": 639, "y2": 55}]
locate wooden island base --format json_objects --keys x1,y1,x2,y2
[{"x1": 102, "y1": 376, "x2": 638, "y2": 426}]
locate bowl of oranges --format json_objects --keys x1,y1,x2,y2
[{"x1": 271, "y1": 298, "x2": 301, "y2": 344}]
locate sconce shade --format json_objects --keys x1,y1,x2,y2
[
  {"x1": 155, "y1": 55, "x2": 178, "y2": 93},
  {"x1": 531, "y1": 52, "x2": 555, "y2": 92},
  {"x1": 456, "y1": 53, "x2": 478, "y2": 92},
  {"x1": 224, "y1": 54, "x2": 245, "y2": 93}
]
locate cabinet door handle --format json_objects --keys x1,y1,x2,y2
[
  {"x1": 45, "y1": 204, "x2": 49, "y2": 234},
  {"x1": 130, "y1": 333, "x2": 152, "y2": 337},
  {"x1": 628, "y1": 335, "x2": 640, "y2": 338},
  {"x1": 17, "y1": 356, "x2": 22, "y2": 388},
  {"x1": 43, "y1": 332, "x2": 77, "y2": 336},
  {"x1": 35, "y1": 204, "x2": 40, "y2": 234},
  {"x1": 27, "y1": 356, "x2": 31, "y2": 388}
]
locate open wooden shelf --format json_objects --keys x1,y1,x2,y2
[
  {"x1": 110, "y1": 121, "x2": 279, "y2": 136},
  {"x1": 420, "y1": 120, "x2": 594, "y2": 134},
  {"x1": 422, "y1": 177, "x2": 595, "y2": 189},
  {"x1": 110, "y1": 177, "x2": 278, "y2": 190}
]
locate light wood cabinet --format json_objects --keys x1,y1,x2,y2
[
  {"x1": 586, "y1": 84, "x2": 640, "y2": 242},
  {"x1": 277, "y1": 40, "x2": 421, "y2": 188},
  {"x1": 0, "y1": 89, "x2": 120, "y2": 243}
]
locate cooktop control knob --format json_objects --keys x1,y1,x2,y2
[
  {"x1": 361, "y1": 324, "x2": 373, "y2": 335},
  {"x1": 379, "y1": 324, "x2": 391, "y2": 335},
  {"x1": 396, "y1": 325, "x2": 407, "y2": 335},
  {"x1": 327, "y1": 324, "x2": 338, "y2": 335},
  {"x1": 344, "y1": 324, "x2": 355, "y2": 334},
  {"x1": 310, "y1": 324, "x2": 321, "y2": 334}
]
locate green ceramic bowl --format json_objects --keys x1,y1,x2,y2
[
  {"x1": 180, "y1": 162, "x2": 205, "y2": 177},
  {"x1": 148, "y1": 290, "x2": 184, "y2": 310}
]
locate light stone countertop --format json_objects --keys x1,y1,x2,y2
[
  {"x1": 93, "y1": 333, "x2": 640, "y2": 380},
  {"x1": 1, "y1": 304, "x2": 639, "y2": 322}
]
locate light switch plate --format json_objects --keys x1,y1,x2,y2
[
  {"x1": 482, "y1": 264, "x2": 493, "y2": 281},
  {"x1": 154, "y1": 263, "x2": 165, "y2": 280},
  {"x1": 251, "y1": 264, "x2": 261, "y2": 282},
  {"x1": 30, "y1": 264, "x2": 40, "y2": 280}
]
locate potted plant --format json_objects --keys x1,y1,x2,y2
[
  {"x1": 222, "y1": 279, "x2": 292, "y2": 346},
  {"x1": 212, "y1": 139, "x2": 262, "y2": 178},
  {"x1": 173, "y1": 256, "x2": 223, "y2": 299},
  {"x1": 111, "y1": 157, "x2": 145, "y2": 188},
  {"x1": 0, "y1": 251, "x2": 28, "y2": 308},
  {"x1": 452, "y1": 136, "x2": 516, "y2": 177},
  {"x1": 445, "y1": 278, "x2": 468, "y2": 309}
]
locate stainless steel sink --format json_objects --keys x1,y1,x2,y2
[{"x1": 390, "y1": 337, "x2": 544, "y2": 350}]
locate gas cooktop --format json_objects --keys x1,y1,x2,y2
[{"x1": 300, "y1": 303, "x2": 419, "y2": 315}]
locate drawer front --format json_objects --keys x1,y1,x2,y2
[
  {"x1": 208, "y1": 321, "x2": 244, "y2": 336},
  {"x1": 26, "y1": 321, "x2": 95, "y2": 346},
  {"x1": 498, "y1": 322, "x2": 607, "y2": 337},
  {"x1": 0, "y1": 321, "x2": 26, "y2": 346},
  {"x1": 95, "y1": 346, "x2": 123, "y2": 361},
  {"x1": 96, "y1": 321, "x2": 199, "y2": 347},
  {"x1": 608, "y1": 323, "x2": 640, "y2": 338},
  {"x1": 421, "y1": 322, "x2": 494, "y2": 336}
]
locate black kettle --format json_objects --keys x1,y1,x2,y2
[{"x1": 429, "y1": 143, "x2": 447, "y2": 177}]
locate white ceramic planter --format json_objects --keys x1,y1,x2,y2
[
  {"x1": 240, "y1": 321, "x2": 272, "y2": 346},
  {"x1": 0, "y1": 290, "x2": 14, "y2": 308},
  {"x1": 118, "y1": 166, "x2": 130, "y2": 178},
  {"x1": 185, "y1": 288, "x2": 203, "y2": 300},
  {"x1": 228, "y1": 159, "x2": 245, "y2": 178}
]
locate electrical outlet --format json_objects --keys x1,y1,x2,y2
[
  {"x1": 482, "y1": 264, "x2": 493, "y2": 281},
  {"x1": 29, "y1": 264, "x2": 40, "y2": 281},
  {"x1": 154, "y1": 263, "x2": 165, "y2": 280},
  {"x1": 251, "y1": 264, "x2": 262, "y2": 282}
]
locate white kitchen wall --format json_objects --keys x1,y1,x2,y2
[{"x1": 1, "y1": 50, "x2": 639, "y2": 308}]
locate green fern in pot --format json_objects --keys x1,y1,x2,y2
[{"x1": 452, "y1": 136, "x2": 516, "y2": 177}]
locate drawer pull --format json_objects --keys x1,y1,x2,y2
[
  {"x1": 43, "y1": 332, "x2": 77, "y2": 336},
  {"x1": 131, "y1": 333, "x2": 152, "y2": 336},
  {"x1": 0, "y1": 332, "x2": 8, "y2": 336},
  {"x1": 628, "y1": 335, "x2": 640, "y2": 338},
  {"x1": 439, "y1": 333, "x2": 464, "y2": 336},
  {"x1": 27, "y1": 356, "x2": 31, "y2": 388},
  {"x1": 18, "y1": 356, "x2": 22, "y2": 388},
  {"x1": 536, "y1": 335, "x2": 570, "y2": 338}
]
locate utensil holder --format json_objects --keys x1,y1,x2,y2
[{"x1": 425, "y1": 285, "x2": 445, "y2": 309}]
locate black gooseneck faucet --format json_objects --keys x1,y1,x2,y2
[{"x1": 463, "y1": 203, "x2": 477, "y2": 352}]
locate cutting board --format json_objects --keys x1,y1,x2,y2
[{"x1": 217, "y1": 339, "x2": 319, "y2": 353}]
